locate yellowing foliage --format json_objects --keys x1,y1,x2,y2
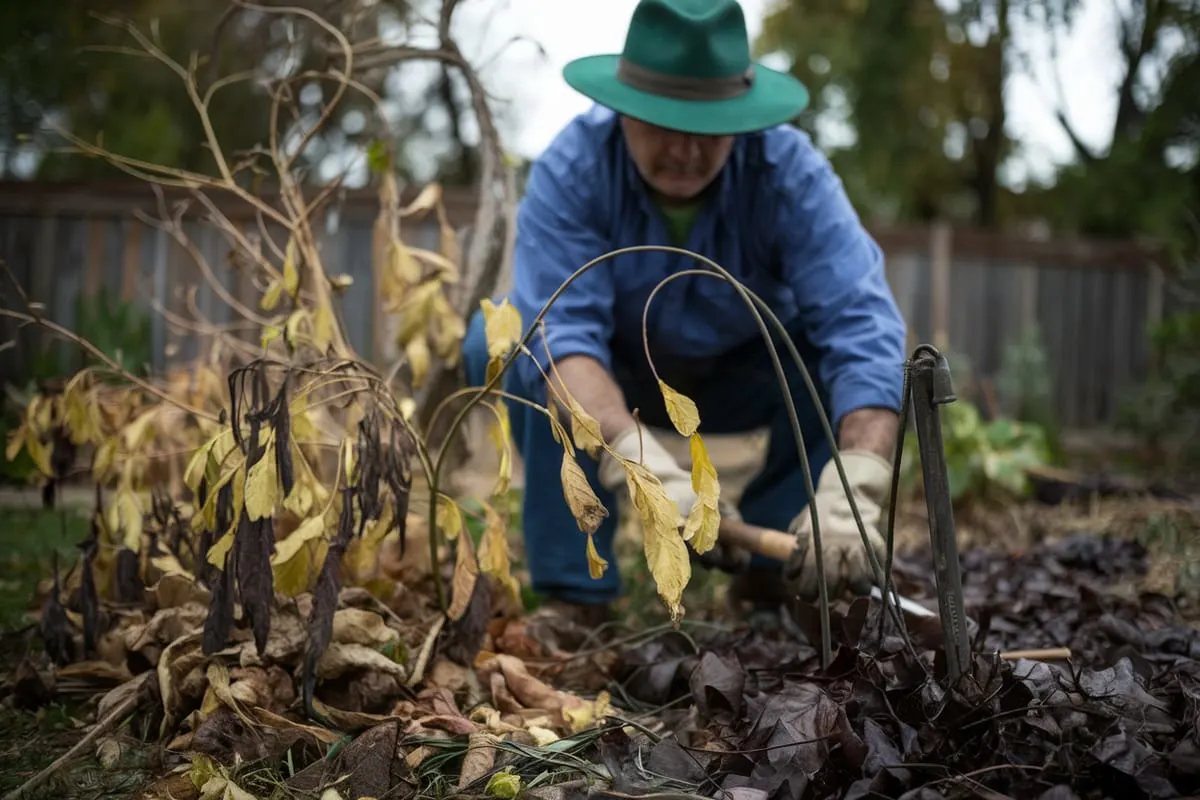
[{"x1": 4, "y1": 165, "x2": 730, "y2": 637}]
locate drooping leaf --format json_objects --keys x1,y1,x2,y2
[
  {"x1": 560, "y1": 451, "x2": 608, "y2": 535},
  {"x1": 658, "y1": 380, "x2": 700, "y2": 438},
  {"x1": 624, "y1": 463, "x2": 690, "y2": 622},
  {"x1": 480, "y1": 297, "x2": 523, "y2": 359},
  {"x1": 683, "y1": 433, "x2": 721, "y2": 554}
]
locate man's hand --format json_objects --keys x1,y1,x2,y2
[
  {"x1": 782, "y1": 450, "x2": 891, "y2": 599},
  {"x1": 597, "y1": 422, "x2": 696, "y2": 522},
  {"x1": 783, "y1": 408, "x2": 899, "y2": 601}
]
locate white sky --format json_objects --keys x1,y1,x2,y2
[
  {"x1": 449, "y1": 0, "x2": 1123, "y2": 183},
  {"x1": 5, "y1": 0, "x2": 1127, "y2": 186}
]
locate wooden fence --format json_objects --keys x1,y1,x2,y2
[{"x1": 0, "y1": 180, "x2": 1187, "y2": 431}]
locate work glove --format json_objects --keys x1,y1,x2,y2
[
  {"x1": 782, "y1": 451, "x2": 892, "y2": 601},
  {"x1": 598, "y1": 422, "x2": 697, "y2": 523}
]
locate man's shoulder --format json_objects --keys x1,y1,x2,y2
[
  {"x1": 738, "y1": 124, "x2": 830, "y2": 189},
  {"x1": 534, "y1": 104, "x2": 621, "y2": 182}
]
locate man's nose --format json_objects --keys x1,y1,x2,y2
[{"x1": 664, "y1": 133, "x2": 702, "y2": 162}]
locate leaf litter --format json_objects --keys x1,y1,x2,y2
[{"x1": 3, "y1": 487, "x2": 1199, "y2": 800}]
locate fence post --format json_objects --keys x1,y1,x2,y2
[{"x1": 930, "y1": 221, "x2": 952, "y2": 351}]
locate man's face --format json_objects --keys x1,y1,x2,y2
[{"x1": 620, "y1": 115, "x2": 734, "y2": 203}]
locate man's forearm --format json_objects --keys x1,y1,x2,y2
[
  {"x1": 549, "y1": 355, "x2": 636, "y2": 443},
  {"x1": 838, "y1": 407, "x2": 899, "y2": 462}
]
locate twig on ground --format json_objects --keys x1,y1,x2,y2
[
  {"x1": 407, "y1": 613, "x2": 446, "y2": 687},
  {"x1": 2, "y1": 692, "x2": 139, "y2": 800}
]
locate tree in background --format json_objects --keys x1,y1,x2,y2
[
  {"x1": 0, "y1": 0, "x2": 510, "y2": 187},
  {"x1": 755, "y1": 0, "x2": 1198, "y2": 252},
  {"x1": 1023, "y1": 0, "x2": 1199, "y2": 260}
]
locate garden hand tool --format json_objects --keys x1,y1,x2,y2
[{"x1": 712, "y1": 344, "x2": 973, "y2": 683}]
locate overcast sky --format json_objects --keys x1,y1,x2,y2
[{"x1": 448, "y1": 0, "x2": 1123, "y2": 184}]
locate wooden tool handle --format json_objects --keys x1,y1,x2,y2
[{"x1": 717, "y1": 516, "x2": 798, "y2": 562}]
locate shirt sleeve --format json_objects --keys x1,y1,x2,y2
[
  {"x1": 774, "y1": 139, "x2": 908, "y2": 430},
  {"x1": 508, "y1": 140, "x2": 616, "y2": 401}
]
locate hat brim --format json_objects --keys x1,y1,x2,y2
[{"x1": 562, "y1": 54, "x2": 809, "y2": 136}]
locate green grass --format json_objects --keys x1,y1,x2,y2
[
  {"x1": 0, "y1": 505, "x2": 131, "y2": 800},
  {"x1": 0, "y1": 506, "x2": 91, "y2": 633}
]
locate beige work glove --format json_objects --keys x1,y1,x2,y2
[
  {"x1": 598, "y1": 423, "x2": 697, "y2": 524},
  {"x1": 782, "y1": 451, "x2": 892, "y2": 600}
]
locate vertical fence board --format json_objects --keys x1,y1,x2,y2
[{"x1": 0, "y1": 186, "x2": 1194, "y2": 431}]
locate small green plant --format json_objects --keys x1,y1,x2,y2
[
  {"x1": 995, "y1": 324, "x2": 1061, "y2": 458},
  {"x1": 900, "y1": 400, "x2": 1052, "y2": 505},
  {"x1": 71, "y1": 288, "x2": 153, "y2": 378},
  {"x1": 1119, "y1": 305, "x2": 1200, "y2": 471}
]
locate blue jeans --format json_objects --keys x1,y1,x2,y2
[{"x1": 460, "y1": 306, "x2": 835, "y2": 605}]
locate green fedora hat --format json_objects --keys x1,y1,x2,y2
[{"x1": 562, "y1": 0, "x2": 809, "y2": 136}]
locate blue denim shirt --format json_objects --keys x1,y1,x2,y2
[{"x1": 508, "y1": 104, "x2": 907, "y2": 428}]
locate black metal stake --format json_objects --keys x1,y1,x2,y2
[{"x1": 909, "y1": 345, "x2": 970, "y2": 683}]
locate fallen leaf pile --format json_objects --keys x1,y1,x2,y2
[
  {"x1": 6, "y1": 510, "x2": 1200, "y2": 800},
  {"x1": 606, "y1": 531, "x2": 1200, "y2": 799}
]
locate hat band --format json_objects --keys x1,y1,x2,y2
[{"x1": 616, "y1": 58, "x2": 755, "y2": 102}]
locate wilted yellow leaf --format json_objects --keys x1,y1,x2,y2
[
  {"x1": 283, "y1": 237, "x2": 301, "y2": 298},
  {"x1": 207, "y1": 530, "x2": 234, "y2": 569},
  {"x1": 484, "y1": 355, "x2": 505, "y2": 387},
  {"x1": 272, "y1": 514, "x2": 326, "y2": 566},
  {"x1": 560, "y1": 451, "x2": 608, "y2": 535},
  {"x1": 625, "y1": 464, "x2": 690, "y2": 622},
  {"x1": 562, "y1": 689, "x2": 611, "y2": 733},
  {"x1": 429, "y1": 292, "x2": 465, "y2": 359},
  {"x1": 411, "y1": 247, "x2": 460, "y2": 283},
  {"x1": 658, "y1": 380, "x2": 700, "y2": 438},
  {"x1": 406, "y1": 335, "x2": 430, "y2": 387},
  {"x1": 567, "y1": 397, "x2": 604, "y2": 459},
  {"x1": 391, "y1": 279, "x2": 442, "y2": 336},
  {"x1": 261, "y1": 278, "x2": 284, "y2": 311},
  {"x1": 339, "y1": 438, "x2": 357, "y2": 487},
  {"x1": 344, "y1": 501, "x2": 394, "y2": 582},
  {"x1": 437, "y1": 205, "x2": 461, "y2": 267},
  {"x1": 62, "y1": 385, "x2": 100, "y2": 445},
  {"x1": 400, "y1": 182, "x2": 441, "y2": 216},
  {"x1": 261, "y1": 325, "x2": 282, "y2": 349},
  {"x1": 446, "y1": 528, "x2": 478, "y2": 621},
  {"x1": 283, "y1": 480, "x2": 315, "y2": 518},
  {"x1": 244, "y1": 444, "x2": 279, "y2": 521},
  {"x1": 93, "y1": 437, "x2": 117, "y2": 478},
  {"x1": 480, "y1": 298, "x2": 522, "y2": 359},
  {"x1": 547, "y1": 413, "x2": 571, "y2": 453},
  {"x1": 389, "y1": 238, "x2": 422, "y2": 286},
  {"x1": 150, "y1": 551, "x2": 190, "y2": 579},
  {"x1": 115, "y1": 487, "x2": 144, "y2": 552},
  {"x1": 284, "y1": 310, "x2": 308, "y2": 349},
  {"x1": 312, "y1": 301, "x2": 335, "y2": 353},
  {"x1": 586, "y1": 533, "x2": 608, "y2": 579},
  {"x1": 23, "y1": 430, "x2": 52, "y2": 476},
  {"x1": 27, "y1": 396, "x2": 52, "y2": 434},
  {"x1": 683, "y1": 433, "x2": 720, "y2": 554},
  {"x1": 436, "y1": 494, "x2": 463, "y2": 541},
  {"x1": 487, "y1": 403, "x2": 513, "y2": 496},
  {"x1": 122, "y1": 407, "x2": 158, "y2": 452},
  {"x1": 478, "y1": 502, "x2": 520, "y2": 605},
  {"x1": 184, "y1": 436, "x2": 216, "y2": 494},
  {"x1": 271, "y1": 514, "x2": 327, "y2": 595}
]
